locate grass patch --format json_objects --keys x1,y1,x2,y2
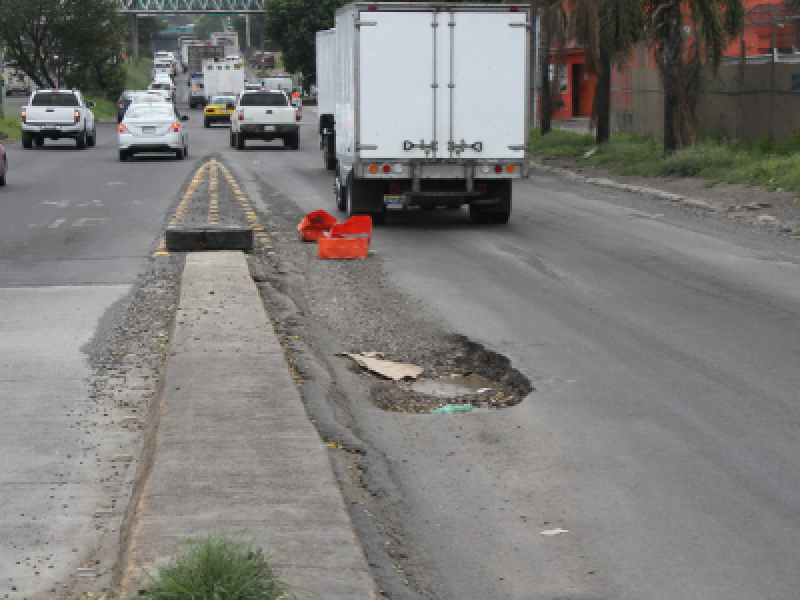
[
  {"x1": 0, "y1": 116, "x2": 21, "y2": 142},
  {"x1": 530, "y1": 126, "x2": 800, "y2": 194},
  {"x1": 126, "y1": 534, "x2": 293, "y2": 600},
  {"x1": 86, "y1": 96, "x2": 116, "y2": 120},
  {"x1": 124, "y1": 58, "x2": 154, "y2": 91}
]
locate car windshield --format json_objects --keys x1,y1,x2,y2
[
  {"x1": 210, "y1": 96, "x2": 235, "y2": 105},
  {"x1": 239, "y1": 92, "x2": 287, "y2": 107},
  {"x1": 31, "y1": 92, "x2": 79, "y2": 107},
  {"x1": 125, "y1": 105, "x2": 175, "y2": 119}
]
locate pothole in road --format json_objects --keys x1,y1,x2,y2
[{"x1": 368, "y1": 335, "x2": 533, "y2": 414}]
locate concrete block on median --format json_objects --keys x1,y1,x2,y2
[{"x1": 166, "y1": 225, "x2": 254, "y2": 253}]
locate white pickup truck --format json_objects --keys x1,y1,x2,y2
[
  {"x1": 21, "y1": 89, "x2": 97, "y2": 149},
  {"x1": 229, "y1": 89, "x2": 300, "y2": 150}
]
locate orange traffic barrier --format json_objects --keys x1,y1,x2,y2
[
  {"x1": 329, "y1": 215, "x2": 372, "y2": 244},
  {"x1": 297, "y1": 210, "x2": 338, "y2": 242},
  {"x1": 317, "y1": 215, "x2": 373, "y2": 259}
]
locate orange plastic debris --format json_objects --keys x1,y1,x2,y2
[
  {"x1": 329, "y1": 215, "x2": 373, "y2": 244},
  {"x1": 297, "y1": 210, "x2": 338, "y2": 242},
  {"x1": 317, "y1": 237, "x2": 369, "y2": 259},
  {"x1": 317, "y1": 215, "x2": 373, "y2": 259}
]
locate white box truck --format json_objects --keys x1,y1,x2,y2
[
  {"x1": 202, "y1": 58, "x2": 245, "y2": 102},
  {"x1": 326, "y1": 2, "x2": 530, "y2": 224},
  {"x1": 315, "y1": 29, "x2": 336, "y2": 170},
  {"x1": 210, "y1": 32, "x2": 240, "y2": 56}
]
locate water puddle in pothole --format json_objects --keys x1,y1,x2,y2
[{"x1": 401, "y1": 374, "x2": 496, "y2": 398}]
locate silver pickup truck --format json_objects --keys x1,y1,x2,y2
[
  {"x1": 229, "y1": 90, "x2": 299, "y2": 150},
  {"x1": 21, "y1": 89, "x2": 97, "y2": 149}
]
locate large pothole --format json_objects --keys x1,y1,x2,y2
[{"x1": 362, "y1": 334, "x2": 533, "y2": 414}]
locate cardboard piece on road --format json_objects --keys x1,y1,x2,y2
[{"x1": 342, "y1": 352, "x2": 424, "y2": 381}]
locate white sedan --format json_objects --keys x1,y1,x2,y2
[{"x1": 118, "y1": 102, "x2": 189, "y2": 161}]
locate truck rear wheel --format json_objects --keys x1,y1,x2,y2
[
  {"x1": 236, "y1": 133, "x2": 245, "y2": 150},
  {"x1": 346, "y1": 173, "x2": 386, "y2": 225},
  {"x1": 323, "y1": 136, "x2": 336, "y2": 170},
  {"x1": 470, "y1": 180, "x2": 512, "y2": 224},
  {"x1": 285, "y1": 133, "x2": 299, "y2": 150},
  {"x1": 22, "y1": 133, "x2": 32, "y2": 149},
  {"x1": 76, "y1": 129, "x2": 87, "y2": 149}
]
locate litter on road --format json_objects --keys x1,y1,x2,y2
[{"x1": 341, "y1": 352, "x2": 424, "y2": 380}]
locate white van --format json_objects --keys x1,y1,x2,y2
[{"x1": 148, "y1": 78, "x2": 174, "y2": 102}]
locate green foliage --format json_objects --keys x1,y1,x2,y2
[
  {"x1": 263, "y1": 0, "x2": 349, "y2": 87},
  {"x1": 86, "y1": 97, "x2": 117, "y2": 121},
  {"x1": 0, "y1": 117, "x2": 21, "y2": 142},
  {"x1": 193, "y1": 15, "x2": 226, "y2": 41},
  {"x1": 530, "y1": 126, "x2": 800, "y2": 194},
  {"x1": 0, "y1": 0, "x2": 125, "y2": 91},
  {"x1": 124, "y1": 59, "x2": 155, "y2": 92},
  {"x1": 127, "y1": 535, "x2": 293, "y2": 600}
]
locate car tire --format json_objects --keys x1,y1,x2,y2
[
  {"x1": 184, "y1": 143, "x2": 189, "y2": 158},
  {"x1": 286, "y1": 133, "x2": 299, "y2": 150},
  {"x1": 22, "y1": 133, "x2": 32, "y2": 149},
  {"x1": 0, "y1": 159, "x2": 7, "y2": 186},
  {"x1": 76, "y1": 129, "x2": 87, "y2": 149},
  {"x1": 118, "y1": 149, "x2": 129, "y2": 161},
  {"x1": 175, "y1": 147, "x2": 185, "y2": 160},
  {"x1": 204, "y1": 118, "x2": 210, "y2": 128},
  {"x1": 87, "y1": 128, "x2": 96, "y2": 147},
  {"x1": 334, "y1": 169, "x2": 346, "y2": 212},
  {"x1": 230, "y1": 131, "x2": 235, "y2": 147},
  {"x1": 236, "y1": 133, "x2": 245, "y2": 150}
]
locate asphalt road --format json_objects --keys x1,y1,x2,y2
[
  {"x1": 2, "y1": 79, "x2": 800, "y2": 599},
  {"x1": 0, "y1": 85, "x2": 210, "y2": 597},
  {"x1": 226, "y1": 114, "x2": 800, "y2": 599}
]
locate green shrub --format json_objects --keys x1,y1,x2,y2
[{"x1": 129, "y1": 535, "x2": 293, "y2": 600}]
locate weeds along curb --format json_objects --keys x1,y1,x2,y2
[{"x1": 530, "y1": 159, "x2": 799, "y2": 235}]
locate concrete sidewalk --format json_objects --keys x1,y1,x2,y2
[{"x1": 118, "y1": 251, "x2": 377, "y2": 599}]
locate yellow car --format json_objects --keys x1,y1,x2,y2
[{"x1": 203, "y1": 95, "x2": 237, "y2": 128}]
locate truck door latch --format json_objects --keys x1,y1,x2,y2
[
  {"x1": 448, "y1": 140, "x2": 483, "y2": 154},
  {"x1": 403, "y1": 140, "x2": 438, "y2": 154}
]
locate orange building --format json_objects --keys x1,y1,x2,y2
[{"x1": 547, "y1": 0, "x2": 800, "y2": 122}]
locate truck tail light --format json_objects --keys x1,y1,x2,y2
[
  {"x1": 296, "y1": 111, "x2": 302, "y2": 122},
  {"x1": 237, "y1": 111, "x2": 244, "y2": 121},
  {"x1": 172, "y1": 123, "x2": 181, "y2": 132},
  {"x1": 20, "y1": 109, "x2": 26, "y2": 123},
  {"x1": 118, "y1": 124, "x2": 130, "y2": 134},
  {"x1": 73, "y1": 110, "x2": 80, "y2": 124}
]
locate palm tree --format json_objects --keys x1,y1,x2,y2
[
  {"x1": 533, "y1": 0, "x2": 567, "y2": 135},
  {"x1": 642, "y1": 0, "x2": 745, "y2": 153}
]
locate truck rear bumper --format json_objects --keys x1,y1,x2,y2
[
  {"x1": 240, "y1": 124, "x2": 298, "y2": 135},
  {"x1": 22, "y1": 124, "x2": 83, "y2": 138}
]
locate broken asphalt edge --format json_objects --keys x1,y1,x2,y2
[
  {"x1": 530, "y1": 159, "x2": 800, "y2": 235},
  {"x1": 114, "y1": 251, "x2": 378, "y2": 599}
]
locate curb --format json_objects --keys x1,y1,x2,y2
[
  {"x1": 165, "y1": 225, "x2": 254, "y2": 252},
  {"x1": 531, "y1": 159, "x2": 799, "y2": 235}
]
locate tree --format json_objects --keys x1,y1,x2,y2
[
  {"x1": 263, "y1": 0, "x2": 349, "y2": 88},
  {"x1": 0, "y1": 0, "x2": 125, "y2": 98},
  {"x1": 642, "y1": 0, "x2": 744, "y2": 152},
  {"x1": 570, "y1": 0, "x2": 642, "y2": 144},
  {"x1": 533, "y1": 0, "x2": 567, "y2": 135}
]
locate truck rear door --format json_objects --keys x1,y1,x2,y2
[
  {"x1": 358, "y1": 10, "x2": 435, "y2": 161},
  {"x1": 447, "y1": 10, "x2": 528, "y2": 160},
  {"x1": 357, "y1": 7, "x2": 528, "y2": 162}
]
